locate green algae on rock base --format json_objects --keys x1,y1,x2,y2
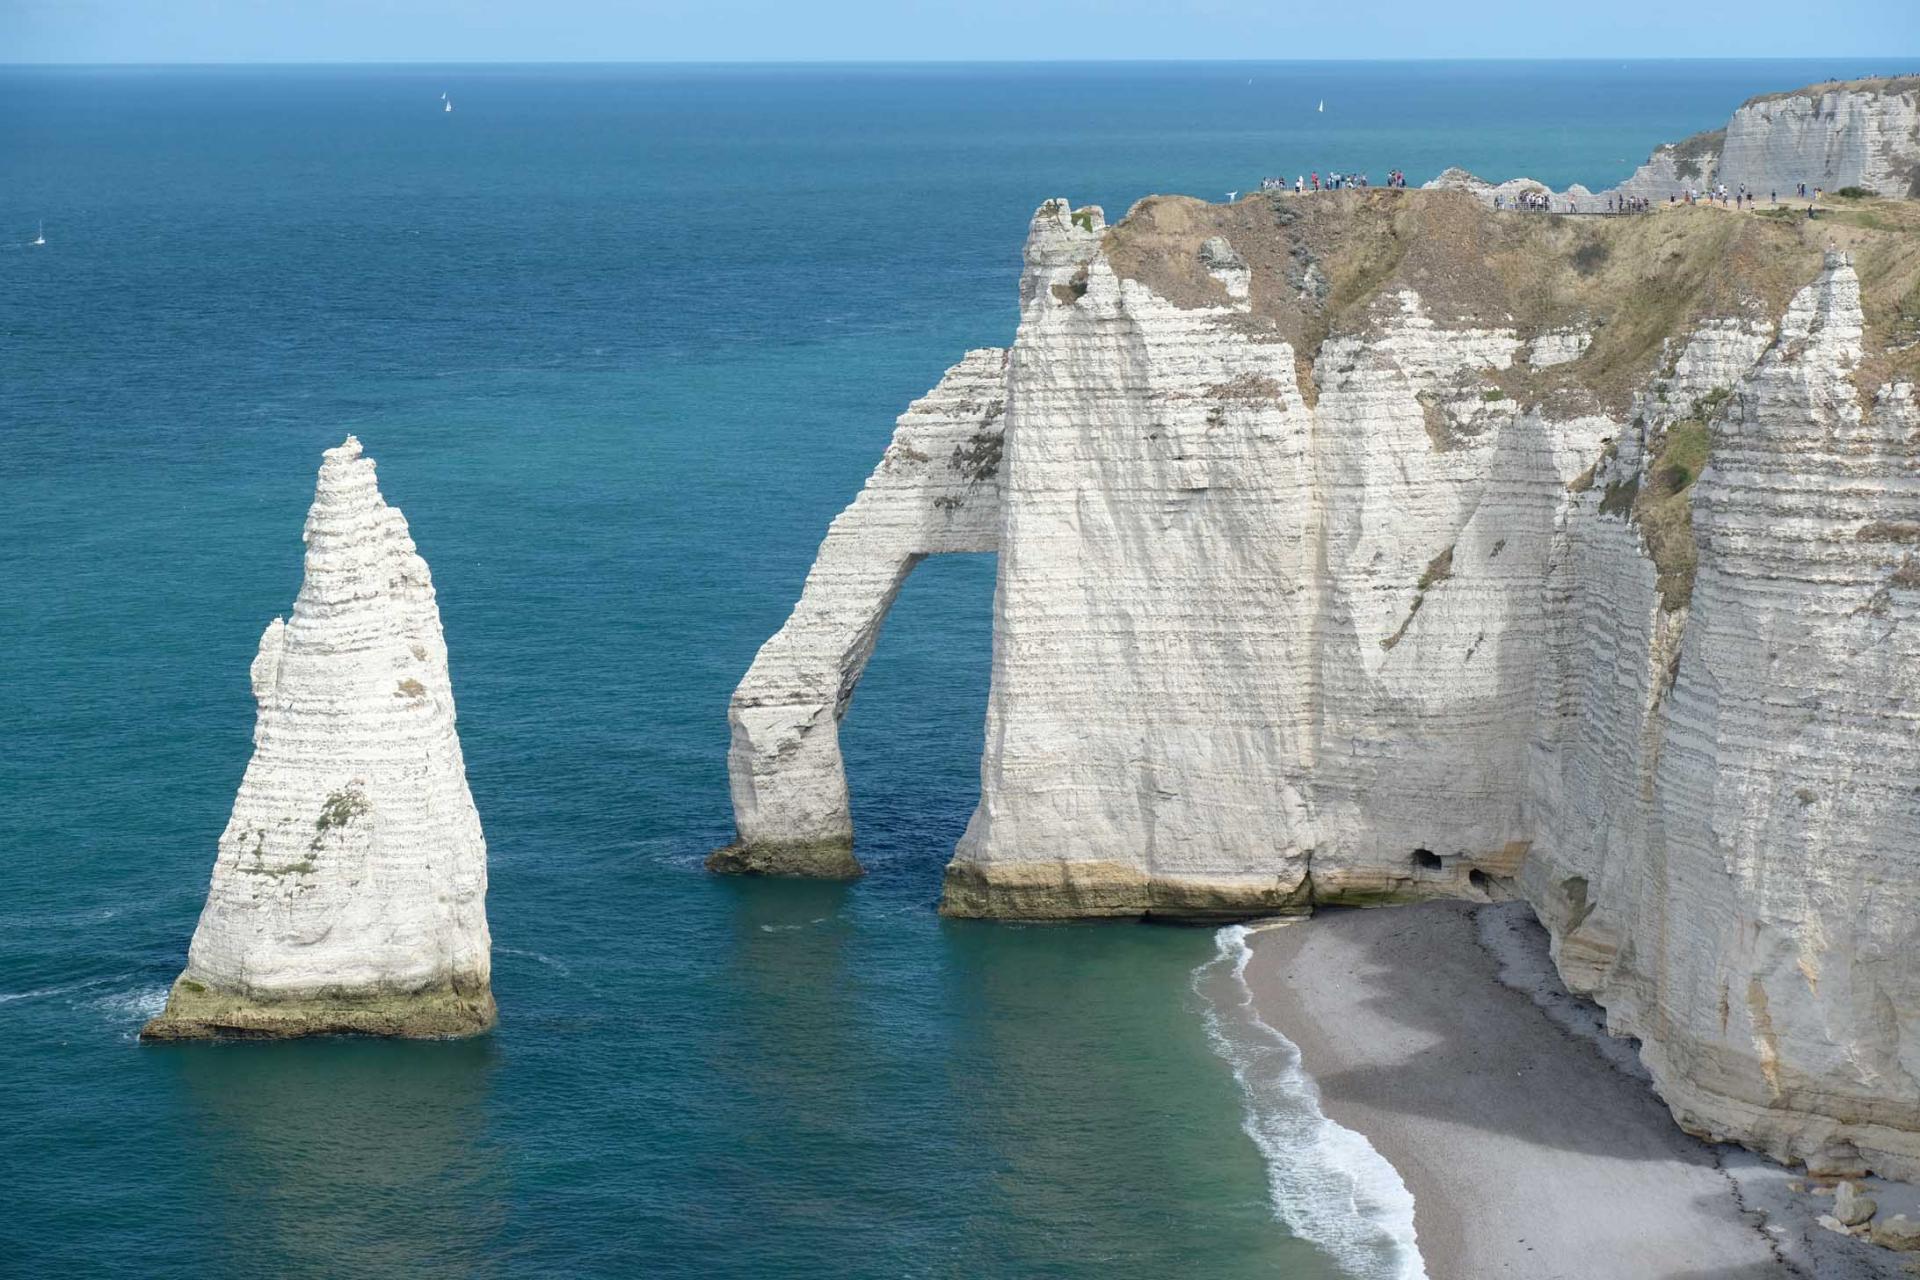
[
  {"x1": 938, "y1": 860, "x2": 1313, "y2": 922},
  {"x1": 705, "y1": 839, "x2": 864, "y2": 880},
  {"x1": 139, "y1": 977, "x2": 496, "y2": 1042},
  {"x1": 938, "y1": 852, "x2": 1526, "y2": 921}
]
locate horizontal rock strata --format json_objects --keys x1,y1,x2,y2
[
  {"x1": 729, "y1": 183, "x2": 1920, "y2": 1180},
  {"x1": 1431, "y1": 77, "x2": 1920, "y2": 210},
  {"x1": 143, "y1": 437, "x2": 493, "y2": 1041},
  {"x1": 1637, "y1": 78, "x2": 1920, "y2": 201}
]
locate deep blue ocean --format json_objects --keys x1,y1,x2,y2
[{"x1": 0, "y1": 59, "x2": 1897, "y2": 1278}]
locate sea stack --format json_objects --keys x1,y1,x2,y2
[{"x1": 142, "y1": 437, "x2": 493, "y2": 1040}]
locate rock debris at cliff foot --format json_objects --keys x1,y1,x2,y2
[{"x1": 142, "y1": 437, "x2": 493, "y2": 1041}]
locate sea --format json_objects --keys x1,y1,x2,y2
[{"x1": 0, "y1": 59, "x2": 1896, "y2": 1279}]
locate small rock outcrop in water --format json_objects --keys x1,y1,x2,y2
[
  {"x1": 724, "y1": 177, "x2": 1920, "y2": 1183},
  {"x1": 142, "y1": 437, "x2": 492, "y2": 1040},
  {"x1": 1430, "y1": 77, "x2": 1920, "y2": 208}
]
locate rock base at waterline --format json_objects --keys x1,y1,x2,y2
[
  {"x1": 139, "y1": 977, "x2": 496, "y2": 1041},
  {"x1": 936, "y1": 856, "x2": 1526, "y2": 921},
  {"x1": 706, "y1": 839, "x2": 864, "y2": 879},
  {"x1": 937, "y1": 861, "x2": 1311, "y2": 921}
]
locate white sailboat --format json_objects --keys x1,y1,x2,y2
[
  {"x1": 1317, "y1": 100, "x2": 1325, "y2": 113},
  {"x1": 444, "y1": 98, "x2": 453, "y2": 113},
  {"x1": 30, "y1": 220, "x2": 45, "y2": 247}
]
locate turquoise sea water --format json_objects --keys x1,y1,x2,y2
[{"x1": 0, "y1": 60, "x2": 1897, "y2": 1278}]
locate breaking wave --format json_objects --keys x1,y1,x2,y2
[{"x1": 1194, "y1": 924, "x2": 1426, "y2": 1280}]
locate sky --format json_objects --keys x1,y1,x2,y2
[{"x1": 3, "y1": 0, "x2": 1915, "y2": 63}]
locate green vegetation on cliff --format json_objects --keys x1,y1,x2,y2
[{"x1": 1100, "y1": 188, "x2": 1920, "y2": 411}]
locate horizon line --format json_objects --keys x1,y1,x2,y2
[{"x1": 5, "y1": 55, "x2": 1917, "y2": 69}]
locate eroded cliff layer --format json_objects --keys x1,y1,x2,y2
[
  {"x1": 142, "y1": 437, "x2": 493, "y2": 1040},
  {"x1": 1433, "y1": 76, "x2": 1920, "y2": 209},
  {"x1": 1622, "y1": 78, "x2": 1920, "y2": 201},
  {"x1": 727, "y1": 186, "x2": 1920, "y2": 1178}
]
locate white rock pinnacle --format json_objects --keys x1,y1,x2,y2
[{"x1": 143, "y1": 437, "x2": 493, "y2": 1039}]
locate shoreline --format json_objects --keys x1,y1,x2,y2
[{"x1": 1238, "y1": 901, "x2": 1912, "y2": 1280}]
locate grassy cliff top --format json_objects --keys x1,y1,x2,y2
[
  {"x1": 1099, "y1": 189, "x2": 1920, "y2": 412},
  {"x1": 1746, "y1": 76, "x2": 1920, "y2": 105}
]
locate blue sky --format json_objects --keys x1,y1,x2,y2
[{"x1": 5, "y1": 0, "x2": 1915, "y2": 63}]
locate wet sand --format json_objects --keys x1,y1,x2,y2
[{"x1": 1245, "y1": 900, "x2": 1909, "y2": 1280}]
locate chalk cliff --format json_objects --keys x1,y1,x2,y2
[
  {"x1": 723, "y1": 185, "x2": 1920, "y2": 1180},
  {"x1": 1621, "y1": 78, "x2": 1920, "y2": 201},
  {"x1": 142, "y1": 437, "x2": 493, "y2": 1040},
  {"x1": 1433, "y1": 77, "x2": 1920, "y2": 209}
]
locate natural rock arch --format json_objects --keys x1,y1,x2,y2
[{"x1": 709, "y1": 348, "x2": 1008, "y2": 876}]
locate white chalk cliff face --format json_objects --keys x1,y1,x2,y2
[
  {"x1": 143, "y1": 437, "x2": 493, "y2": 1039},
  {"x1": 724, "y1": 186, "x2": 1920, "y2": 1180},
  {"x1": 1655, "y1": 80, "x2": 1920, "y2": 200},
  {"x1": 1537, "y1": 258, "x2": 1920, "y2": 1181},
  {"x1": 1434, "y1": 77, "x2": 1920, "y2": 209}
]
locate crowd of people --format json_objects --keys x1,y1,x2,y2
[
  {"x1": 1494, "y1": 190, "x2": 1571, "y2": 213},
  {"x1": 1670, "y1": 183, "x2": 1764, "y2": 208},
  {"x1": 1248, "y1": 170, "x2": 1833, "y2": 219},
  {"x1": 1257, "y1": 169, "x2": 1410, "y2": 194}
]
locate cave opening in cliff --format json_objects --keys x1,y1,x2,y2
[
  {"x1": 1469, "y1": 868, "x2": 1492, "y2": 892},
  {"x1": 1411, "y1": 848, "x2": 1442, "y2": 870}
]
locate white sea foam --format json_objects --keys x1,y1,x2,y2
[
  {"x1": 498, "y1": 945, "x2": 574, "y2": 976},
  {"x1": 496, "y1": 944, "x2": 611, "y2": 995},
  {"x1": 1194, "y1": 924, "x2": 1427, "y2": 1280},
  {"x1": 0, "y1": 974, "x2": 123, "y2": 1008},
  {"x1": 93, "y1": 984, "x2": 169, "y2": 1023},
  {"x1": 0, "y1": 982, "x2": 89, "y2": 1006}
]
